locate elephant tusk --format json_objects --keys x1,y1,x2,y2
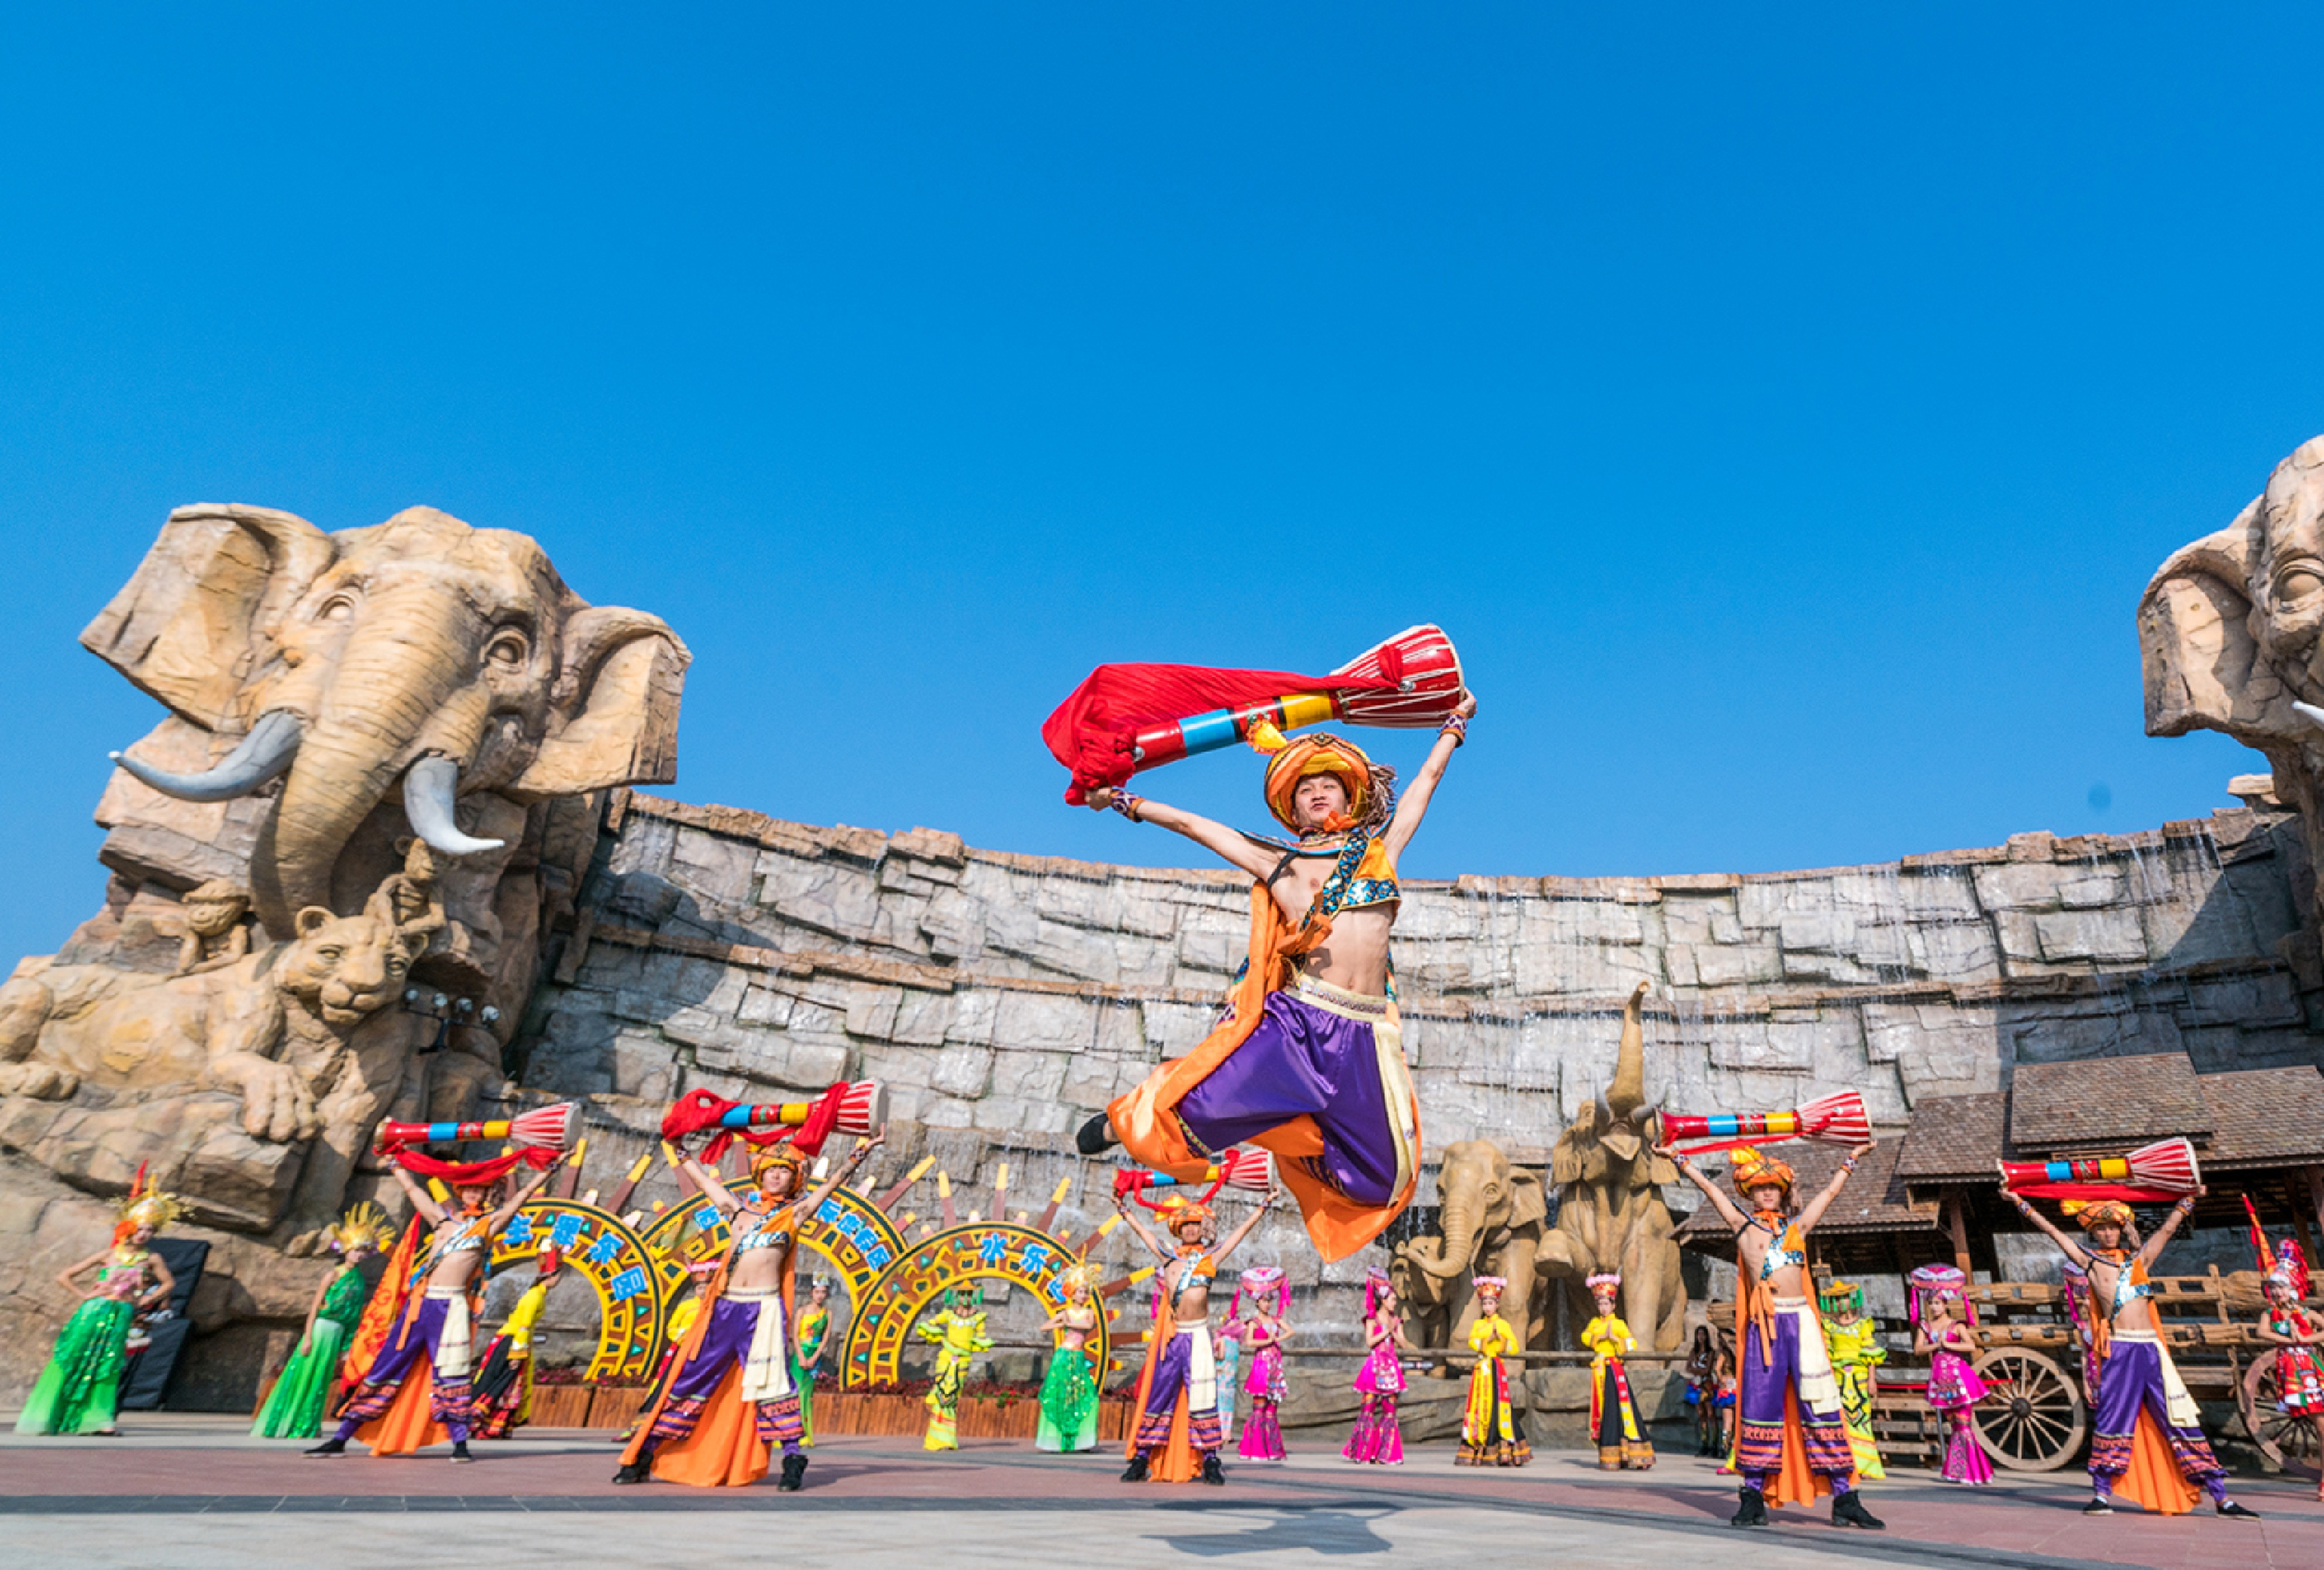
[
  {"x1": 402, "y1": 754, "x2": 507, "y2": 857},
  {"x1": 2295, "y1": 702, "x2": 2324, "y2": 734},
  {"x1": 110, "y1": 709, "x2": 304, "y2": 802}
]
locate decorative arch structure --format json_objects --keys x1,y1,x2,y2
[
  {"x1": 841, "y1": 1219, "x2": 1109, "y2": 1389},
  {"x1": 492, "y1": 1197, "x2": 681, "y2": 1380}
]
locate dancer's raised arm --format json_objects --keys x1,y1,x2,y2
[
  {"x1": 1382, "y1": 693, "x2": 1477, "y2": 861},
  {"x1": 1085, "y1": 788, "x2": 1280, "y2": 880},
  {"x1": 1796, "y1": 1144, "x2": 1875, "y2": 1234},
  {"x1": 1659, "y1": 1143, "x2": 1748, "y2": 1230},
  {"x1": 800, "y1": 1129, "x2": 885, "y2": 1215}
]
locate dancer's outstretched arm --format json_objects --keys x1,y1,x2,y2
[
  {"x1": 1112, "y1": 1197, "x2": 1170, "y2": 1261},
  {"x1": 390, "y1": 1163, "x2": 449, "y2": 1228},
  {"x1": 1085, "y1": 788, "x2": 1280, "y2": 880},
  {"x1": 1383, "y1": 693, "x2": 1477, "y2": 862},
  {"x1": 2137, "y1": 1188, "x2": 2203, "y2": 1269},
  {"x1": 491, "y1": 1165, "x2": 558, "y2": 1232},
  {"x1": 1212, "y1": 1190, "x2": 1277, "y2": 1265},
  {"x1": 1797, "y1": 1144, "x2": 1874, "y2": 1234},
  {"x1": 1998, "y1": 1172, "x2": 2090, "y2": 1267},
  {"x1": 800, "y1": 1129, "x2": 885, "y2": 1215},
  {"x1": 1658, "y1": 1143, "x2": 1748, "y2": 1230},
  {"x1": 677, "y1": 1153, "x2": 741, "y2": 1214}
]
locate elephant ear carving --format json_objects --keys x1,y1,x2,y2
[
  {"x1": 2139, "y1": 497, "x2": 2304, "y2": 744},
  {"x1": 509, "y1": 606, "x2": 693, "y2": 800},
  {"x1": 1508, "y1": 1170, "x2": 1549, "y2": 1228},
  {"x1": 80, "y1": 505, "x2": 335, "y2": 730}
]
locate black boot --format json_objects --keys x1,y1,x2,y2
[
  {"x1": 1121, "y1": 1452, "x2": 1151, "y2": 1483},
  {"x1": 1199, "y1": 1453, "x2": 1226, "y2": 1486},
  {"x1": 1729, "y1": 1486, "x2": 1768, "y2": 1528},
  {"x1": 778, "y1": 1452, "x2": 808, "y2": 1493},
  {"x1": 303, "y1": 1436, "x2": 347, "y2": 1458},
  {"x1": 612, "y1": 1455, "x2": 654, "y2": 1485},
  {"x1": 2216, "y1": 1500, "x2": 2261, "y2": 1519},
  {"x1": 1831, "y1": 1491, "x2": 1885, "y2": 1530},
  {"x1": 2081, "y1": 1497, "x2": 2113, "y2": 1515},
  {"x1": 450, "y1": 1441, "x2": 473, "y2": 1464},
  {"x1": 1075, "y1": 1113, "x2": 1120, "y2": 1157}
]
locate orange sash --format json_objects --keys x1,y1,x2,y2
[{"x1": 1121, "y1": 1257, "x2": 1201, "y2": 1483}]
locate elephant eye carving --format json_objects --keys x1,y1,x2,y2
[
  {"x1": 483, "y1": 630, "x2": 530, "y2": 671},
  {"x1": 2278, "y1": 565, "x2": 2324, "y2": 605},
  {"x1": 317, "y1": 594, "x2": 357, "y2": 622}
]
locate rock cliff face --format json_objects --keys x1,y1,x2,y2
[
  {"x1": 532, "y1": 792, "x2": 2319, "y2": 1166},
  {"x1": 7, "y1": 786, "x2": 2314, "y2": 1409}
]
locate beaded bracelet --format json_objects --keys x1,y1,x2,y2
[
  {"x1": 1110, "y1": 791, "x2": 1145, "y2": 823},
  {"x1": 1439, "y1": 714, "x2": 1469, "y2": 747},
  {"x1": 1840, "y1": 1155, "x2": 1861, "y2": 1175}
]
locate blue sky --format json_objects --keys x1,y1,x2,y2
[{"x1": 0, "y1": 5, "x2": 2312, "y2": 962}]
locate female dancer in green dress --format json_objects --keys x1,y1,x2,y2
[
  {"x1": 15, "y1": 1180, "x2": 182, "y2": 1435},
  {"x1": 1036, "y1": 1262, "x2": 1102, "y2": 1453},
  {"x1": 795, "y1": 1276, "x2": 834, "y2": 1445},
  {"x1": 254, "y1": 1204, "x2": 395, "y2": 1438}
]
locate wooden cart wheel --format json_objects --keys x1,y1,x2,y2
[
  {"x1": 2239, "y1": 1349, "x2": 2324, "y2": 1477},
  {"x1": 1972, "y1": 1347, "x2": 2086, "y2": 1472}
]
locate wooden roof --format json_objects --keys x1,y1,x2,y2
[
  {"x1": 1893, "y1": 1091, "x2": 2008, "y2": 1183},
  {"x1": 2195, "y1": 1066, "x2": 2324, "y2": 1170},
  {"x1": 2010, "y1": 1054, "x2": 2212, "y2": 1151},
  {"x1": 1893, "y1": 1058, "x2": 2324, "y2": 1186}
]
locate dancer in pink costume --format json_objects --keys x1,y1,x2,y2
[
  {"x1": 1342, "y1": 1266, "x2": 1409, "y2": 1465},
  {"x1": 1910, "y1": 1264, "x2": 1992, "y2": 1484},
  {"x1": 1229, "y1": 1266, "x2": 1291, "y2": 1461}
]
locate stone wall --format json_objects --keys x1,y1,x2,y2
[{"x1": 505, "y1": 791, "x2": 2324, "y2": 1350}]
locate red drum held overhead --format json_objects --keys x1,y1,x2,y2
[
  {"x1": 375, "y1": 1101, "x2": 579, "y2": 1153},
  {"x1": 1655, "y1": 1090, "x2": 1872, "y2": 1156},
  {"x1": 1999, "y1": 1136, "x2": 2201, "y2": 1201},
  {"x1": 1329, "y1": 624, "x2": 1466, "y2": 727}
]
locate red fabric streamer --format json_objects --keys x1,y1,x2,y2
[
  {"x1": 1041, "y1": 661, "x2": 1397, "y2": 803},
  {"x1": 391, "y1": 1146, "x2": 556, "y2": 1186},
  {"x1": 665, "y1": 1087, "x2": 845, "y2": 1165},
  {"x1": 2007, "y1": 1182, "x2": 2185, "y2": 1203}
]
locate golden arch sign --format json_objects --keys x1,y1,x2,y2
[
  {"x1": 842, "y1": 1220, "x2": 1109, "y2": 1389},
  {"x1": 492, "y1": 1197, "x2": 679, "y2": 1380}
]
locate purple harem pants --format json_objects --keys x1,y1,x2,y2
[
  {"x1": 1177, "y1": 988, "x2": 1399, "y2": 1206},
  {"x1": 1734, "y1": 1301, "x2": 1855, "y2": 1489},
  {"x1": 648, "y1": 1296, "x2": 805, "y2": 1451},
  {"x1": 1133, "y1": 1329, "x2": 1224, "y2": 1455},
  {"x1": 2088, "y1": 1333, "x2": 2225, "y2": 1494},
  {"x1": 333, "y1": 1294, "x2": 471, "y2": 1442}
]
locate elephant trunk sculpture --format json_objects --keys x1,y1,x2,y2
[
  {"x1": 257, "y1": 579, "x2": 501, "y2": 922},
  {"x1": 1537, "y1": 981, "x2": 1688, "y2": 1350}
]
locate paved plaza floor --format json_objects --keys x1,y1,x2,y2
[{"x1": 4, "y1": 1416, "x2": 2320, "y2": 1569}]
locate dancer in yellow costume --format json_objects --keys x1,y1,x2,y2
[
  {"x1": 916, "y1": 1285, "x2": 992, "y2": 1451},
  {"x1": 1457, "y1": 1275, "x2": 1530, "y2": 1466},
  {"x1": 1818, "y1": 1278, "x2": 1886, "y2": 1480},
  {"x1": 1582, "y1": 1272, "x2": 1654, "y2": 1469}
]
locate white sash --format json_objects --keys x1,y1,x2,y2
[
  {"x1": 732, "y1": 1290, "x2": 796, "y2": 1404},
  {"x1": 427, "y1": 1290, "x2": 473, "y2": 1379},
  {"x1": 1181, "y1": 1320, "x2": 1218, "y2": 1414},
  {"x1": 1774, "y1": 1297, "x2": 1841, "y2": 1417}
]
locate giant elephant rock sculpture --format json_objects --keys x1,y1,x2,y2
[
  {"x1": 1392, "y1": 1139, "x2": 1548, "y2": 1352},
  {"x1": 1536, "y1": 981, "x2": 1686, "y2": 1350},
  {"x1": 90, "y1": 503, "x2": 689, "y2": 938},
  {"x1": 2143, "y1": 435, "x2": 2324, "y2": 956}
]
